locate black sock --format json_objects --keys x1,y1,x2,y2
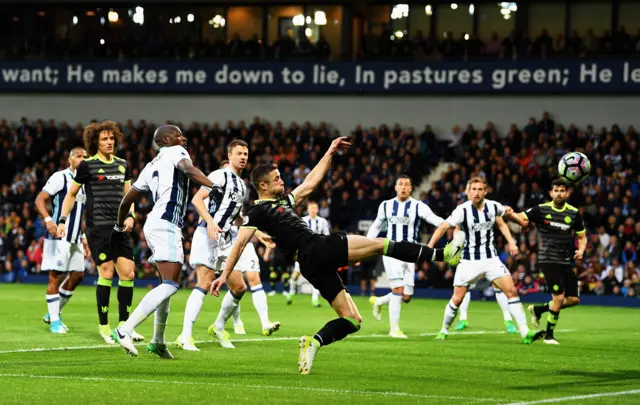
[
  {"x1": 313, "y1": 317, "x2": 360, "y2": 347},
  {"x1": 545, "y1": 310, "x2": 559, "y2": 339},
  {"x1": 96, "y1": 279, "x2": 112, "y2": 326},
  {"x1": 384, "y1": 240, "x2": 438, "y2": 263},
  {"x1": 534, "y1": 302, "x2": 550, "y2": 318},
  {"x1": 117, "y1": 281, "x2": 134, "y2": 322}
]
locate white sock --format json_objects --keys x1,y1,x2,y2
[
  {"x1": 389, "y1": 293, "x2": 402, "y2": 330},
  {"x1": 214, "y1": 291, "x2": 241, "y2": 331},
  {"x1": 152, "y1": 296, "x2": 171, "y2": 344},
  {"x1": 507, "y1": 297, "x2": 529, "y2": 338},
  {"x1": 495, "y1": 290, "x2": 513, "y2": 321},
  {"x1": 181, "y1": 287, "x2": 206, "y2": 338},
  {"x1": 375, "y1": 292, "x2": 392, "y2": 307},
  {"x1": 251, "y1": 285, "x2": 270, "y2": 327},
  {"x1": 459, "y1": 292, "x2": 471, "y2": 321},
  {"x1": 58, "y1": 287, "x2": 74, "y2": 311},
  {"x1": 289, "y1": 278, "x2": 296, "y2": 295},
  {"x1": 440, "y1": 300, "x2": 458, "y2": 334},
  {"x1": 120, "y1": 281, "x2": 179, "y2": 336},
  {"x1": 311, "y1": 288, "x2": 320, "y2": 303},
  {"x1": 46, "y1": 294, "x2": 60, "y2": 322},
  {"x1": 232, "y1": 303, "x2": 243, "y2": 326}
]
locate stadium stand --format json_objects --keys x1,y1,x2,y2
[{"x1": 0, "y1": 115, "x2": 638, "y2": 298}]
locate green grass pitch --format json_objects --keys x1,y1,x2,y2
[{"x1": 0, "y1": 284, "x2": 639, "y2": 405}]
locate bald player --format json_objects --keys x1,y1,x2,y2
[
  {"x1": 110, "y1": 125, "x2": 217, "y2": 358},
  {"x1": 37, "y1": 147, "x2": 90, "y2": 334}
]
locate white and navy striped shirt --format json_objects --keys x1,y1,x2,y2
[
  {"x1": 301, "y1": 215, "x2": 330, "y2": 236},
  {"x1": 367, "y1": 197, "x2": 443, "y2": 243},
  {"x1": 198, "y1": 167, "x2": 246, "y2": 235},
  {"x1": 133, "y1": 145, "x2": 191, "y2": 228},
  {"x1": 446, "y1": 199, "x2": 506, "y2": 260},
  {"x1": 42, "y1": 168, "x2": 86, "y2": 244}
]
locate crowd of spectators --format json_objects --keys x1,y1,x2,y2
[
  {"x1": 2, "y1": 14, "x2": 640, "y2": 61},
  {"x1": 0, "y1": 113, "x2": 638, "y2": 298},
  {"x1": 362, "y1": 26, "x2": 640, "y2": 61}
]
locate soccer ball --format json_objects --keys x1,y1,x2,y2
[{"x1": 558, "y1": 152, "x2": 591, "y2": 184}]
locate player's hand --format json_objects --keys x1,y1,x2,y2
[
  {"x1": 56, "y1": 223, "x2": 67, "y2": 238},
  {"x1": 256, "y1": 233, "x2": 276, "y2": 249},
  {"x1": 123, "y1": 217, "x2": 135, "y2": 232},
  {"x1": 209, "y1": 275, "x2": 227, "y2": 297},
  {"x1": 327, "y1": 136, "x2": 351, "y2": 156},
  {"x1": 46, "y1": 221, "x2": 58, "y2": 238},
  {"x1": 574, "y1": 250, "x2": 584, "y2": 261},
  {"x1": 504, "y1": 206, "x2": 514, "y2": 217},
  {"x1": 207, "y1": 221, "x2": 222, "y2": 241},
  {"x1": 508, "y1": 242, "x2": 518, "y2": 256}
]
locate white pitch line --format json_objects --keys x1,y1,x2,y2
[
  {"x1": 0, "y1": 329, "x2": 577, "y2": 355},
  {"x1": 501, "y1": 389, "x2": 640, "y2": 405},
  {"x1": 0, "y1": 373, "x2": 496, "y2": 402}
]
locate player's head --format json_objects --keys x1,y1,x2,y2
[
  {"x1": 307, "y1": 201, "x2": 319, "y2": 217},
  {"x1": 220, "y1": 160, "x2": 229, "y2": 169},
  {"x1": 83, "y1": 120, "x2": 123, "y2": 157},
  {"x1": 68, "y1": 147, "x2": 87, "y2": 170},
  {"x1": 251, "y1": 163, "x2": 284, "y2": 197},
  {"x1": 550, "y1": 178, "x2": 568, "y2": 205},
  {"x1": 395, "y1": 174, "x2": 412, "y2": 200},
  {"x1": 228, "y1": 140, "x2": 249, "y2": 171},
  {"x1": 153, "y1": 125, "x2": 185, "y2": 148},
  {"x1": 467, "y1": 177, "x2": 488, "y2": 204}
]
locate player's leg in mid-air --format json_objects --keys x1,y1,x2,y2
[
  {"x1": 370, "y1": 257, "x2": 413, "y2": 338},
  {"x1": 298, "y1": 232, "x2": 463, "y2": 374},
  {"x1": 528, "y1": 264, "x2": 580, "y2": 345},
  {"x1": 112, "y1": 219, "x2": 182, "y2": 358}
]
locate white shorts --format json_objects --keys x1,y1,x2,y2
[
  {"x1": 453, "y1": 257, "x2": 510, "y2": 287},
  {"x1": 143, "y1": 218, "x2": 184, "y2": 264},
  {"x1": 382, "y1": 256, "x2": 415, "y2": 295},
  {"x1": 42, "y1": 239, "x2": 84, "y2": 272},
  {"x1": 189, "y1": 226, "x2": 259, "y2": 273}
]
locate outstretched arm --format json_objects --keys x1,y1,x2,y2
[
  {"x1": 427, "y1": 221, "x2": 452, "y2": 248},
  {"x1": 292, "y1": 137, "x2": 350, "y2": 206},
  {"x1": 210, "y1": 226, "x2": 257, "y2": 296}
]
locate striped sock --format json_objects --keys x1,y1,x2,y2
[
  {"x1": 313, "y1": 317, "x2": 360, "y2": 347},
  {"x1": 182, "y1": 287, "x2": 206, "y2": 338},
  {"x1": 251, "y1": 284, "x2": 270, "y2": 327},
  {"x1": 58, "y1": 288, "x2": 74, "y2": 311},
  {"x1": 507, "y1": 297, "x2": 529, "y2": 338},
  {"x1": 46, "y1": 294, "x2": 60, "y2": 323},
  {"x1": 441, "y1": 300, "x2": 458, "y2": 333}
]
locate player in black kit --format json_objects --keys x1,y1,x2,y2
[
  {"x1": 210, "y1": 136, "x2": 464, "y2": 374},
  {"x1": 506, "y1": 179, "x2": 587, "y2": 345}
]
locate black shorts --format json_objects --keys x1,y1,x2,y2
[
  {"x1": 298, "y1": 232, "x2": 349, "y2": 303},
  {"x1": 86, "y1": 225, "x2": 134, "y2": 266},
  {"x1": 540, "y1": 262, "x2": 578, "y2": 297}
]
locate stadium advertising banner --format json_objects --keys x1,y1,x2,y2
[{"x1": 1, "y1": 60, "x2": 640, "y2": 94}]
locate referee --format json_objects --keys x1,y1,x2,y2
[
  {"x1": 57, "y1": 120, "x2": 144, "y2": 344},
  {"x1": 506, "y1": 178, "x2": 587, "y2": 345}
]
